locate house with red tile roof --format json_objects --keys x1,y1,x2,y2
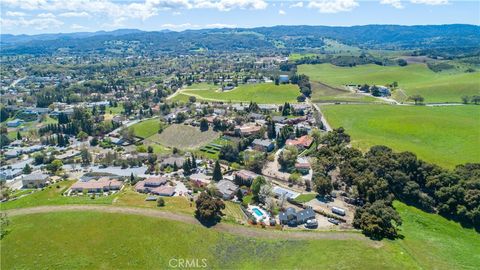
[
  {"x1": 286, "y1": 135, "x2": 313, "y2": 150},
  {"x1": 70, "y1": 177, "x2": 123, "y2": 193}
]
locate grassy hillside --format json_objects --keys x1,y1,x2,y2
[
  {"x1": 173, "y1": 83, "x2": 300, "y2": 104},
  {"x1": 394, "y1": 201, "x2": 480, "y2": 269},
  {"x1": 2, "y1": 201, "x2": 478, "y2": 269},
  {"x1": 321, "y1": 104, "x2": 480, "y2": 168},
  {"x1": 298, "y1": 63, "x2": 480, "y2": 103},
  {"x1": 146, "y1": 124, "x2": 219, "y2": 150},
  {"x1": 130, "y1": 118, "x2": 161, "y2": 139}
]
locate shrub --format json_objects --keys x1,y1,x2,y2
[{"x1": 157, "y1": 197, "x2": 165, "y2": 207}]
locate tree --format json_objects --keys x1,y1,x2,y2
[
  {"x1": 244, "y1": 151, "x2": 266, "y2": 174},
  {"x1": 251, "y1": 176, "x2": 267, "y2": 202},
  {"x1": 189, "y1": 96, "x2": 197, "y2": 103},
  {"x1": 23, "y1": 164, "x2": 32, "y2": 174},
  {"x1": 147, "y1": 145, "x2": 154, "y2": 153},
  {"x1": 408, "y1": 95, "x2": 424, "y2": 105},
  {"x1": 195, "y1": 192, "x2": 225, "y2": 222},
  {"x1": 120, "y1": 127, "x2": 135, "y2": 143},
  {"x1": 80, "y1": 148, "x2": 92, "y2": 166},
  {"x1": 33, "y1": 153, "x2": 45, "y2": 165},
  {"x1": 313, "y1": 174, "x2": 332, "y2": 196},
  {"x1": 200, "y1": 118, "x2": 209, "y2": 132},
  {"x1": 157, "y1": 197, "x2": 165, "y2": 207},
  {"x1": 311, "y1": 128, "x2": 322, "y2": 147},
  {"x1": 397, "y1": 59, "x2": 408, "y2": 66},
  {"x1": 77, "y1": 131, "x2": 88, "y2": 141},
  {"x1": 0, "y1": 213, "x2": 9, "y2": 239},
  {"x1": 353, "y1": 200, "x2": 402, "y2": 240},
  {"x1": 47, "y1": 159, "x2": 63, "y2": 174},
  {"x1": 471, "y1": 95, "x2": 480, "y2": 105},
  {"x1": 278, "y1": 146, "x2": 298, "y2": 172},
  {"x1": 16, "y1": 131, "x2": 22, "y2": 140},
  {"x1": 219, "y1": 144, "x2": 239, "y2": 162},
  {"x1": 236, "y1": 189, "x2": 244, "y2": 202},
  {"x1": 212, "y1": 160, "x2": 223, "y2": 181}
]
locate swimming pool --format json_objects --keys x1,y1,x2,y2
[{"x1": 252, "y1": 208, "x2": 263, "y2": 217}]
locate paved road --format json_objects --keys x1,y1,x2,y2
[
  {"x1": 307, "y1": 99, "x2": 332, "y2": 131},
  {"x1": 3, "y1": 205, "x2": 377, "y2": 244}
]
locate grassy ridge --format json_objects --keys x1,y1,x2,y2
[
  {"x1": 321, "y1": 104, "x2": 480, "y2": 168},
  {"x1": 2, "y1": 201, "x2": 478, "y2": 269},
  {"x1": 298, "y1": 63, "x2": 480, "y2": 103},
  {"x1": 394, "y1": 201, "x2": 480, "y2": 269},
  {"x1": 173, "y1": 83, "x2": 300, "y2": 104}
]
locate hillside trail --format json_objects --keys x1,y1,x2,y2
[{"x1": 4, "y1": 205, "x2": 380, "y2": 246}]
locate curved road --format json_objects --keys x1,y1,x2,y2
[{"x1": 4, "y1": 205, "x2": 377, "y2": 244}]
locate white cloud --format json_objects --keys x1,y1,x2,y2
[
  {"x1": 1, "y1": 17, "x2": 63, "y2": 30},
  {"x1": 308, "y1": 0, "x2": 359, "y2": 13},
  {"x1": 71, "y1": 24, "x2": 88, "y2": 30},
  {"x1": 410, "y1": 0, "x2": 448, "y2": 5},
  {"x1": 204, "y1": 23, "x2": 236, "y2": 28},
  {"x1": 279, "y1": 9, "x2": 286, "y2": 15},
  {"x1": 193, "y1": 0, "x2": 268, "y2": 11},
  {"x1": 6, "y1": 11, "x2": 27, "y2": 17},
  {"x1": 37, "y1": 12, "x2": 56, "y2": 18},
  {"x1": 380, "y1": 0, "x2": 404, "y2": 9},
  {"x1": 59, "y1": 11, "x2": 90, "y2": 18},
  {"x1": 289, "y1": 2, "x2": 304, "y2": 8}
]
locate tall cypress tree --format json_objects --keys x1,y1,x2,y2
[{"x1": 212, "y1": 160, "x2": 223, "y2": 182}]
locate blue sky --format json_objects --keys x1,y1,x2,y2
[{"x1": 1, "y1": 0, "x2": 479, "y2": 35}]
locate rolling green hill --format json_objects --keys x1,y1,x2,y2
[
  {"x1": 321, "y1": 104, "x2": 480, "y2": 168},
  {"x1": 2, "y1": 201, "x2": 478, "y2": 269},
  {"x1": 172, "y1": 83, "x2": 300, "y2": 104},
  {"x1": 298, "y1": 63, "x2": 480, "y2": 103}
]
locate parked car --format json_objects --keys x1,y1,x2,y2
[{"x1": 328, "y1": 218, "x2": 340, "y2": 225}]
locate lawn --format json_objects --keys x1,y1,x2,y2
[
  {"x1": 294, "y1": 193, "x2": 317, "y2": 203},
  {"x1": 222, "y1": 201, "x2": 246, "y2": 223},
  {"x1": 321, "y1": 104, "x2": 480, "y2": 168},
  {"x1": 298, "y1": 63, "x2": 480, "y2": 103},
  {"x1": 173, "y1": 83, "x2": 300, "y2": 104},
  {"x1": 0, "y1": 180, "x2": 116, "y2": 211},
  {"x1": 130, "y1": 118, "x2": 162, "y2": 139},
  {"x1": 147, "y1": 124, "x2": 219, "y2": 150}
]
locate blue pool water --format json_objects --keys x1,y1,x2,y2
[{"x1": 252, "y1": 208, "x2": 263, "y2": 217}]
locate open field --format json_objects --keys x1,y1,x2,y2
[
  {"x1": 114, "y1": 188, "x2": 195, "y2": 214},
  {"x1": 310, "y1": 81, "x2": 385, "y2": 103},
  {"x1": 146, "y1": 124, "x2": 219, "y2": 150},
  {"x1": 172, "y1": 83, "x2": 300, "y2": 104},
  {"x1": 394, "y1": 201, "x2": 480, "y2": 270},
  {"x1": 130, "y1": 118, "x2": 161, "y2": 139},
  {"x1": 0, "y1": 180, "x2": 116, "y2": 211},
  {"x1": 321, "y1": 104, "x2": 480, "y2": 168},
  {"x1": 298, "y1": 63, "x2": 480, "y2": 103},
  {"x1": 2, "y1": 201, "x2": 478, "y2": 269}
]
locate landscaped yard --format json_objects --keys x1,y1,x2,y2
[
  {"x1": 172, "y1": 83, "x2": 300, "y2": 104},
  {"x1": 321, "y1": 104, "x2": 480, "y2": 168},
  {"x1": 294, "y1": 193, "x2": 317, "y2": 203},
  {"x1": 146, "y1": 124, "x2": 219, "y2": 150},
  {"x1": 298, "y1": 63, "x2": 480, "y2": 103},
  {"x1": 130, "y1": 118, "x2": 162, "y2": 139},
  {"x1": 2, "y1": 201, "x2": 478, "y2": 269},
  {"x1": 0, "y1": 180, "x2": 116, "y2": 211}
]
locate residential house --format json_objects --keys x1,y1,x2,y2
[
  {"x1": 235, "y1": 170, "x2": 258, "y2": 183},
  {"x1": 279, "y1": 206, "x2": 316, "y2": 226},
  {"x1": 216, "y1": 180, "x2": 239, "y2": 200},
  {"x1": 295, "y1": 157, "x2": 311, "y2": 174},
  {"x1": 135, "y1": 176, "x2": 175, "y2": 196},
  {"x1": 21, "y1": 172, "x2": 49, "y2": 188},
  {"x1": 286, "y1": 135, "x2": 314, "y2": 150},
  {"x1": 70, "y1": 177, "x2": 123, "y2": 193},
  {"x1": 234, "y1": 124, "x2": 262, "y2": 136},
  {"x1": 7, "y1": 119, "x2": 23, "y2": 127},
  {"x1": 252, "y1": 139, "x2": 274, "y2": 152}
]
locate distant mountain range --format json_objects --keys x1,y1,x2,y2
[{"x1": 1, "y1": 24, "x2": 479, "y2": 56}]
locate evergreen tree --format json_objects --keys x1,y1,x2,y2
[
  {"x1": 212, "y1": 160, "x2": 223, "y2": 181},
  {"x1": 16, "y1": 131, "x2": 22, "y2": 140}
]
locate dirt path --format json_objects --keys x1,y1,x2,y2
[{"x1": 4, "y1": 205, "x2": 376, "y2": 244}]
